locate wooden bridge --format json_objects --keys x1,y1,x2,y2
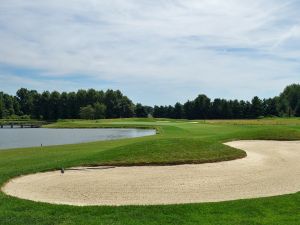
[{"x1": 0, "y1": 121, "x2": 46, "y2": 128}]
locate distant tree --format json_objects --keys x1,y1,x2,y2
[
  {"x1": 153, "y1": 106, "x2": 160, "y2": 118},
  {"x1": 94, "y1": 102, "x2": 106, "y2": 119},
  {"x1": 183, "y1": 101, "x2": 194, "y2": 119},
  {"x1": 166, "y1": 105, "x2": 174, "y2": 118},
  {"x1": 12, "y1": 96, "x2": 21, "y2": 116},
  {"x1": 1, "y1": 83, "x2": 299, "y2": 120},
  {"x1": 231, "y1": 100, "x2": 243, "y2": 119},
  {"x1": 243, "y1": 101, "x2": 252, "y2": 118},
  {"x1": 49, "y1": 91, "x2": 61, "y2": 120},
  {"x1": 251, "y1": 96, "x2": 263, "y2": 118},
  {"x1": 210, "y1": 98, "x2": 222, "y2": 119},
  {"x1": 278, "y1": 97, "x2": 290, "y2": 117},
  {"x1": 79, "y1": 105, "x2": 95, "y2": 120},
  {"x1": 104, "y1": 89, "x2": 120, "y2": 118},
  {"x1": 279, "y1": 84, "x2": 300, "y2": 116},
  {"x1": 263, "y1": 98, "x2": 278, "y2": 116},
  {"x1": 86, "y1": 89, "x2": 99, "y2": 106},
  {"x1": 16, "y1": 88, "x2": 37, "y2": 116},
  {"x1": 119, "y1": 96, "x2": 135, "y2": 118},
  {"x1": 67, "y1": 92, "x2": 78, "y2": 118},
  {"x1": 295, "y1": 102, "x2": 300, "y2": 117},
  {"x1": 3, "y1": 94, "x2": 15, "y2": 116},
  {"x1": 222, "y1": 100, "x2": 232, "y2": 119},
  {"x1": 76, "y1": 89, "x2": 87, "y2": 111},
  {"x1": 173, "y1": 102, "x2": 183, "y2": 119},
  {"x1": 16, "y1": 88, "x2": 29, "y2": 115},
  {"x1": 193, "y1": 94, "x2": 211, "y2": 119},
  {"x1": 40, "y1": 91, "x2": 50, "y2": 120},
  {"x1": 0, "y1": 92, "x2": 4, "y2": 119},
  {"x1": 160, "y1": 106, "x2": 168, "y2": 118},
  {"x1": 143, "y1": 105, "x2": 153, "y2": 116},
  {"x1": 60, "y1": 92, "x2": 69, "y2": 119},
  {"x1": 135, "y1": 103, "x2": 147, "y2": 117}
]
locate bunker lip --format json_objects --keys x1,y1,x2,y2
[{"x1": 2, "y1": 140, "x2": 300, "y2": 206}]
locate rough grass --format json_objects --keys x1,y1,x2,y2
[{"x1": 0, "y1": 118, "x2": 300, "y2": 225}]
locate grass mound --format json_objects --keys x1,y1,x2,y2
[{"x1": 89, "y1": 138, "x2": 246, "y2": 166}]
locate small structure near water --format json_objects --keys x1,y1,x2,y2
[{"x1": 0, "y1": 122, "x2": 44, "y2": 129}]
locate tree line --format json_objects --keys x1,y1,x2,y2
[
  {"x1": 152, "y1": 84, "x2": 300, "y2": 119},
  {"x1": 0, "y1": 89, "x2": 135, "y2": 120},
  {"x1": 0, "y1": 84, "x2": 299, "y2": 120}
]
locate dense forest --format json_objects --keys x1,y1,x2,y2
[{"x1": 0, "y1": 84, "x2": 299, "y2": 120}]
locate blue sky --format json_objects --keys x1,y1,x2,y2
[{"x1": 0, "y1": 0, "x2": 300, "y2": 105}]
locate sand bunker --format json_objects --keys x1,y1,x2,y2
[{"x1": 2, "y1": 140, "x2": 300, "y2": 206}]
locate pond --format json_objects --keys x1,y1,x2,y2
[{"x1": 0, "y1": 128, "x2": 156, "y2": 150}]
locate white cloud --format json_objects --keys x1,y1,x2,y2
[{"x1": 0, "y1": 0, "x2": 300, "y2": 104}]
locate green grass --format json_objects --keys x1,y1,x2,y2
[{"x1": 0, "y1": 118, "x2": 300, "y2": 225}]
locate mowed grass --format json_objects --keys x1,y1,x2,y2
[{"x1": 0, "y1": 118, "x2": 300, "y2": 225}]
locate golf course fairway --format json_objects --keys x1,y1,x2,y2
[{"x1": 0, "y1": 118, "x2": 300, "y2": 224}]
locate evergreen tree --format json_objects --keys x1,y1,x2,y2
[
  {"x1": 295, "y1": 102, "x2": 300, "y2": 117},
  {"x1": 183, "y1": 101, "x2": 194, "y2": 119},
  {"x1": 0, "y1": 83, "x2": 298, "y2": 120},
  {"x1": 153, "y1": 106, "x2": 162, "y2": 118},
  {"x1": 173, "y1": 102, "x2": 183, "y2": 119},
  {"x1": 193, "y1": 95, "x2": 210, "y2": 119},
  {"x1": 251, "y1": 96, "x2": 263, "y2": 118},
  {"x1": 0, "y1": 92, "x2": 4, "y2": 119},
  {"x1": 135, "y1": 103, "x2": 147, "y2": 118},
  {"x1": 49, "y1": 91, "x2": 61, "y2": 120}
]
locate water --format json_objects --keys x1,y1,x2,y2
[{"x1": 0, "y1": 128, "x2": 156, "y2": 150}]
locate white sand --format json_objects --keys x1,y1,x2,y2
[{"x1": 2, "y1": 140, "x2": 300, "y2": 206}]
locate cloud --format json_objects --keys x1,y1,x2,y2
[{"x1": 0, "y1": 0, "x2": 300, "y2": 105}]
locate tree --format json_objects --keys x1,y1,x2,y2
[
  {"x1": 3, "y1": 94, "x2": 15, "y2": 116},
  {"x1": 94, "y1": 102, "x2": 106, "y2": 119},
  {"x1": 193, "y1": 94, "x2": 211, "y2": 119},
  {"x1": 0, "y1": 83, "x2": 299, "y2": 120},
  {"x1": 67, "y1": 92, "x2": 77, "y2": 119},
  {"x1": 49, "y1": 91, "x2": 61, "y2": 120},
  {"x1": 251, "y1": 96, "x2": 263, "y2": 118},
  {"x1": 135, "y1": 103, "x2": 147, "y2": 117},
  {"x1": 86, "y1": 89, "x2": 98, "y2": 105},
  {"x1": 119, "y1": 96, "x2": 135, "y2": 118},
  {"x1": 279, "y1": 84, "x2": 300, "y2": 116},
  {"x1": 79, "y1": 105, "x2": 95, "y2": 119},
  {"x1": 76, "y1": 89, "x2": 87, "y2": 111},
  {"x1": 231, "y1": 100, "x2": 242, "y2": 119},
  {"x1": 0, "y1": 92, "x2": 4, "y2": 119},
  {"x1": 16, "y1": 88, "x2": 37, "y2": 116},
  {"x1": 143, "y1": 106, "x2": 153, "y2": 117},
  {"x1": 210, "y1": 99, "x2": 222, "y2": 119},
  {"x1": 40, "y1": 91, "x2": 50, "y2": 120},
  {"x1": 263, "y1": 98, "x2": 278, "y2": 116},
  {"x1": 221, "y1": 100, "x2": 232, "y2": 119},
  {"x1": 104, "y1": 89, "x2": 120, "y2": 118},
  {"x1": 60, "y1": 92, "x2": 70, "y2": 119},
  {"x1": 153, "y1": 106, "x2": 161, "y2": 118},
  {"x1": 173, "y1": 102, "x2": 183, "y2": 119},
  {"x1": 183, "y1": 101, "x2": 194, "y2": 119},
  {"x1": 295, "y1": 102, "x2": 300, "y2": 117}
]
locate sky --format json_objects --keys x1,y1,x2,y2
[{"x1": 0, "y1": 0, "x2": 300, "y2": 105}]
